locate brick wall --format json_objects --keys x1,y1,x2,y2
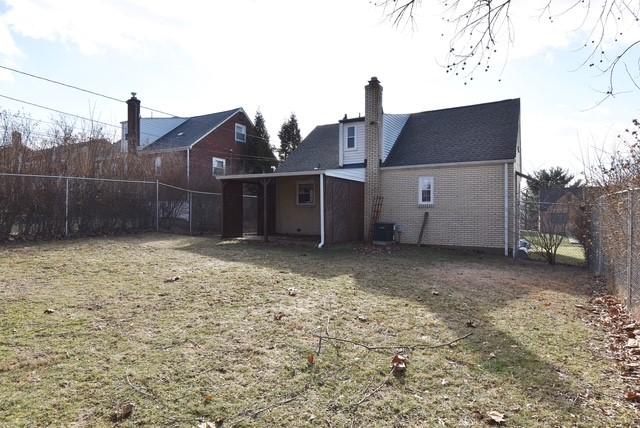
[
  {"x1": 364, "y1": 77, "x2": 383, "y2": 239},
  {"x1": 380, "y1": 162, "x2": 516, "y2": 251}
]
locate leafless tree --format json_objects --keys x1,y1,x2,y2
[{"x1": 378, "y1": 0, "x2": 640, "y2": 99}]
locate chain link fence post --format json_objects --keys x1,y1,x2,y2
[
  {"x1": 156, "y1": 179, "x2": 159, "y2": 232},
  {"x1": 629, "y1": 189, "x2": 635, "y2": 309},
  {"x1": 64, "y1": 177, "x2": 69, "y2": 237}
]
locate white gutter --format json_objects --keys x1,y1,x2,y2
[
  {"x1": 504, "y1": 162, "x2": 509, "y2": 257},
  {"x1": 318, "y1": 173, "x2": 325, "y2": 248}
]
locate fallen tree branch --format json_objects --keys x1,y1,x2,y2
[
  {"x1": 351, "y1": 368, "x2": 394, "y2": 408},
  {"x1": 312, "y1": 332, "x2": 473, "y2": 351}
]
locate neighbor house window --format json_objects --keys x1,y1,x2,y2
[
  {"x1": 346, "y1": 126, "x2": 356, "y2": 150},
  {"x1": 297, "y1": 182, "x2": 315, "y2": 206},
  {"x1": 418, "y1": 176, "x2": 434, "y2": 205},
  {"x1": 235, "y1": 123, "x2": 247, "y2": 143},
  {"x1": 154, "y1": 156, "x2": 162, "y2": 176},
  {"x1": 212, "y1": 157, "x2": 226, "y2": 176}
]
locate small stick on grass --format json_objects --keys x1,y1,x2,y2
[
  {"x1": 125, "y1": 372, "x2": 154, "y2": 398},
  {"x1": 312, "y1": 332, "x2": 473, "y2": 351}
]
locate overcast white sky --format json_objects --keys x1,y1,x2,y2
[{"x1": 0, "y1": 0, "x2": 638, "y2": 176}]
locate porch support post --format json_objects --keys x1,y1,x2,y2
[{"x1": 260, "y1": 178, "x2": 271, "y2": 242}]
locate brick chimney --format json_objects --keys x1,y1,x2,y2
[
  {"x1": 364, "y1": 76, "x2": 383, "y2": 240},
  {"x1": 11, "y1": 131, "x2": 22, "y2": 148},
  {"x1": 126, "y1": 92, "x2": 141, "y2": 153}
]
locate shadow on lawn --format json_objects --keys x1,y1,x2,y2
[{"x1": 177, "y1": 237, "x2": 593, "y2": 417}]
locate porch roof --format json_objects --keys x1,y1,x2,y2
[{"x1": 219, "y1": 168, "x2": 365, "y2": 183}]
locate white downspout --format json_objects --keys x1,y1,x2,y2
[
  {"x1": 504, "y1": 163, "x2": 509, "y2": 257},
  {"x1": 318, "y1": 173, "x2": 325, "y2": 248},
  {"x1": 186, "y1": 148, "x2": 190, "y2": 185}
]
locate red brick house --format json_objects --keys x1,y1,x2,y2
[{"x1": 121, "y1": 94, "x2": 255, "y2": 191}]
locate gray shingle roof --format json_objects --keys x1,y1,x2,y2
[
  {"x1": 384, "y1": 99, "x2": 520, "y2": 167},
  {"x1": 142, "y1": 108, "x2": 242, "y2": 151},
  {"x1": 275, "y1": 99, "x2": 520, "y2": 173},
  {"x1": 276, "y1": 124, "x2": 339, "y2": 172}
]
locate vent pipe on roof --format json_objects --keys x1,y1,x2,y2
[{"x1": 126, "y1": 92, "x2": 140, "y2": 154}]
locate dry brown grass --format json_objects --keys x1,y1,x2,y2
[{"x1": 0, "y1": 234, "x2": 637, "y2": 427}]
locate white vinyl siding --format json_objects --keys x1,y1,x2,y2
[
  {"x1": 382, "y1": 114, "x2": 410, "y2": 162},
  {"x1": 342, "y1": 122, "x2": 365, "y2": 165}
]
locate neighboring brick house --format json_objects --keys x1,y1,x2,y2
[
  {"x1": 121, "y1": 94, "x2": 255, "y2": 191},
  {"x1": 219, "y1": 77, "x2": 522, "y2": 255}
]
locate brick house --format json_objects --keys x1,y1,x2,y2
[
  {"x1": 219, "y1": 77, "x2": 522, "y2": 255},
  {"x1": 121, "y1": 94, "x2": 255, "y2": 191}
]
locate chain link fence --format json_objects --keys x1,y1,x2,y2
[
  {"x1": 590, "y1": 189, "x2": 639, "y2": 314},
  {"x1": 0, "y1": 172, "x2": 257, "y2": 240},
  {"x1": 517, "y1": 188, "x2": 587, "y2": 266}
]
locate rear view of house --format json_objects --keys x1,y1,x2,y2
[{"x1": 220, "y1": 77, "x2": 521, "y2": 255}]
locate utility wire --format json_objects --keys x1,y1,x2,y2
[
  {"x1": 0, "y1": 93, "x2": 164, "y2": 139},
  {"x1": 0, "y1": 64, "x2": 183, "y2": 118}
]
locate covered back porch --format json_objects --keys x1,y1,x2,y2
[{"x1": 219, "y1": 170, "x2": 365, "y2": 247}]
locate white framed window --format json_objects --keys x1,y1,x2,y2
[
  {"x1": 154, "y1": 156, "x2": 162, "y2": 176},
  {"x1": 345, "y1": 125, "x2": 356, "y2": 150},
  {"x1": 235, "y1": 123, "x2": 247, "y2": 143},
  {"x1": 212, "y1": 157, "x2": 226, "y2": 176},
  {"x1": 296, "y1": 182, "x2": 315, "y2": 206},
  {"x1": 418, "y1": 176, "x2": 434, "y2": 205}
]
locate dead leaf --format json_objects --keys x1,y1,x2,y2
[
  {"x1": 111, "y1": 403, "x2": 134, "y2": 422},
  {"x1": 625, "y1": 390, "x2": 640, "y2": 402},
  {"x1": 164, "y1": 276, "x2": 180, "y2": 283},
  {"x1": 203, "y1": 394, "x2": 214, "y2": 402},
  {"x1": 487, "y1": 410, "x2": 505, "y2": 424},
  {"x1": 198, "y1": 419, "x2": 224, "y2": 428},
  {"x1": 287, "y1": 287, "x2": 298, "y2": 296},
  {"x1": 431, "y1": 290, "x2": 440, "y2": 296},
  {"x1": 357, "y1": 315, "x2": 368, "y2": 322},
  {"x1": 307, "y1": 353, "x2": 316, "y2": 366},
  {"x1": 391, "y1": 354, "x2": 409, "y2": 375},
  {"x1": 626, "y1": 338, "x2": 639, "y2": 348},
  {"x1": 274, "y1": 312, "x2": 286, "y2": 321},
  {"x1": 43, "y1": 308, "x2": 55, "y2": 314},
  {"x1": 441, "y1": 379, "x2": 449, "y2": 386},
  {"x1": 466, "y1": 320, "x2": 476, "y2": 328}
]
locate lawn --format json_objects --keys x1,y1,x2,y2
[
  {"x1": 521, "y1": 232, "x2": 587, "y2": 266},
  {"x1": 0, "y1": 234, "x2": 636, "y2": 427}
]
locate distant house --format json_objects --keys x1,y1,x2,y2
[
  {"x1": 538, "y1": 187, "x2": 585, "y2": 235},
  {"x1": 121, "y1": 94, "x2": 256, "y2": 191},
  {"x1": 219, "y1": 77, "x2": 522, "y2": 254}
]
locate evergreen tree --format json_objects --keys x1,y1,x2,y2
[
  {"x1": 247, "y1": 110, "x2": 277, "y2": 173},
  {"x1": 526, "y1": 167, "x2": 583, "y2": 197},
  {"x1": 278, "y1": 113, "x2": 302, "y2": 161}
]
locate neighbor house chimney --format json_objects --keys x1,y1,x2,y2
[
  {"x1": 126, "y1": 92, "x2": 141, "y2": 154},
  {"x1": 10, "y1": 131, "x2": 22, "y2": 148},
  {"x1": 364, "y1": 76, "x2": 383, "y2": 240}
]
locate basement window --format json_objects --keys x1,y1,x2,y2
[
  {"x1": 235, "y1": 123, "x2": 247, "y2": 143},
  {"x1": 418, "y1": 176, "x2": 434, "y2": 205},
  {"x1": 297, "y1": 182, "x2": 315, "y2": 206},
  {"x1": 345, "y1": 126, "x2": 356, "y2": 150},
  {"x1": 212, "y1": 157, "x2": 226, "y2": 176}
]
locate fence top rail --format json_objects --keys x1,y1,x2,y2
[
  {"x1": 0, "y1": 172, "x2": 157, "y2": 185},
  {"x1": 158, "y1": 182, "x2": 221, "y2": 196},
  {"x1": 596, "y1": 187, "x2": 640, "y2": 200},
  {"x1": 1, "y1": 172, "x2": 258, "y2": 197}
]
